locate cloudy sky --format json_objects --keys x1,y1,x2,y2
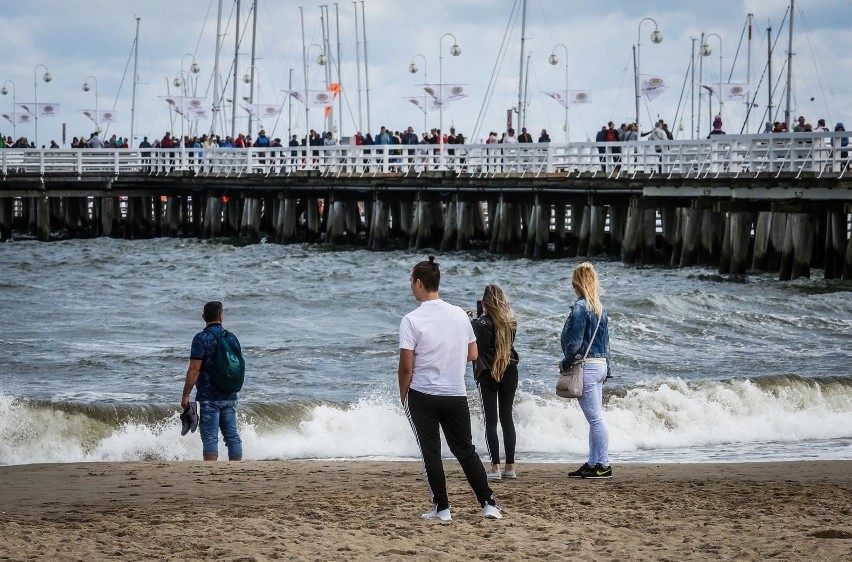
[{"x1": 1, "y1": 0, "x2": 849, "y2": 146}]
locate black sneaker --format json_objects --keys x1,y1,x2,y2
[
  {"x1": 568, "y1": 463, "x2": 592, "y2": 478},
  {"x1": 583, "y1": 463, "x2": 613, "y2": 479}
]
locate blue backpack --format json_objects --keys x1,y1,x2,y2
[{"x1": 205, "y1": 327, "x2": 245, "y2": 393}]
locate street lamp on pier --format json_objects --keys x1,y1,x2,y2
[
  {"x1": 408, "y1": 53, "x2": 428, "y2": 133},
  {"x1": 82, "y1": 76, "x2": 99, "y2": 133},
  {"x1": 33, "y1": 64, "x2": 52, "y2": 148},
  {"x1": 701, "y1": 33, "x2": 723, "y2": 129},
  {"x1": 1, "y1": 80, "x2": 16, "y2": 142},
  {"x1": 634, "y1": 18, "x2": 663, "y2": 133},
  {"x1": 548, "y1": 44, "x2": 569, "y2": 143},
  {"x1": 438, "y1": 32, "x2": 461, "y2": 151}
]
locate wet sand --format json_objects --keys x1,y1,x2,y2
[{"x1": 1, "y1": 460, "x2": 851, "y2": 561}]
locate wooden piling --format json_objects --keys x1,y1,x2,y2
[
  {"x1": 609, "y1": 205, "x2": 626, "y2": 256},
  {"x1": 823, "y1": 211, "x2": 846, "y2": 279},
  {"x1": 0, "y1": 198, "x2": 12, "y2": 240},
  {"x1": 202, "y1": 195, "x2": 221, "y2": 239},
  {"x1": 37, "y1": 196, "x2": 50, "y2": 241},
  {"x1": 589, "y1": 205, "x2": 607, "y2": 256},
  {"x1": 165, "y1": 196, "x2": 181, "y2": 236},
  {"x1": 779, "y1": 213, "x2": 814, "y2": 281},
  {"x1": 679, "y1": 205, "x2": 701, "y2": 267},
  {"x1": 576, "y1": 205, "x2": 591, "y2": 257},
  {"x1": 670, "y1": 208, "x2": 684, "y2": 266},
  {"x1": 440, "y1": 198, "x2": 458, "y2": 252},
  {"x1": 553, "y1": 203, "x2": 567, "y2": 254},
  {"x1": 567, "y1": 203, "x2": 584, "y2": 256},
  {"x1": 621, "y1": 202, "x2": 641, "y2": 264},
  {"x1": 660, "y1": 208, "x2": 677, "y2": 263},
  {"x1": 368, "y1": 197, "x2": 390, "y2": 250},
  {"x1": 326, "y1": 200, "x2": 347, "y2": 245}
]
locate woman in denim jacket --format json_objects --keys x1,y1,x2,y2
[{"x1": 560, "y1": 262, "x2": 613, "y2": 479}]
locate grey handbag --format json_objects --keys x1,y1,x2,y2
[{"x1": 556, "y1": 313, "x2": 602, "y2": 399}]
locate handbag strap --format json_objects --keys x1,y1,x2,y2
[{"x1": 580, "y1": 311, "x2": 603, "y2": 362}]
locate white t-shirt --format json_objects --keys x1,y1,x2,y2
[{"x1": 399, "y1": 299, "x2": 476, "y2": 397}]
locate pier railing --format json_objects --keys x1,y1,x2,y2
[{"x1": 1, "y1": 132, "x2": 849, "y2": 180}]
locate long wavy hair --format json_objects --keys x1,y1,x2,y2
[
  {"x1": 482, "y1": 284, "x2": 516, "y2": 382},
  {"x1": 571, "y1": 262, "x2": 602, "y2": 317}
]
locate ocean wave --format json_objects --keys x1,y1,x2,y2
[{"x1": 2, "y1": 375, "x2": 850, "y2": 466}]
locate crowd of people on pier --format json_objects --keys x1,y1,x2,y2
[{"x1": 0, "y1": 113, "x2": 847, "y2": 158}]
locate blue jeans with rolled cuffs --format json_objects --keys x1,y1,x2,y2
[
  {"x1": 577, "y1": 362, "x2": 609, "y2": 467},
  {"x1": 199, "y1": 400, "x2": 242, "y2": 460}
]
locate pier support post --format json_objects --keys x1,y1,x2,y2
[
  {"x1": 0, "y1": 198, "x2": 12, "y2": 240},
  {"x1": 720, "y1": 212, "x2": 751, "y2": 275},
  {"x1": 609, "y1": 205, "x2": 626, "y2": 256},
  {"x1": 440, "y1": 198, "x2": 458, "y2": 252},
  {"x1": 368, "y1": 197, "x2": 390, "y2": 250},
  {"x1": 553, "y1": 203, "x2": 567, "y2": 254},
  {"x1": 699, "y1": 209, "x2": 723, "y2": 265},
  {"x1": 165, "y1": 196, "x2": 181, "y2": 236},
  {"x1": 588, "y1": 205, "x2": 607, "y2": 256},
  {"x1": 190, "y1": 195, "x2": 205, "y2": 238},
  {"x1": 398, "y1": 201, "x2": 413, "y2": 246},
  {"x1": 202, "y1": 195, "x2": 221, "y2": 239},
  {"x1": 824, "y1": 211, "x2": 846, "y2": 279},
  {"x1": 524, "y1": 196, "x2": 549, "y2": 258},
  {"x1": 670, "y1": 208, "x2": 684, "y2": 266},
  {"x1": 305, "y1": 199, "x2": 320, "y2": 241},
  {"x1": 63, "y1": 197, "x2": 81, "y2": 236},
  {"x1": 326, "y1": 200, "x2": 347, "y2": 245},
  {"x1": 567, "y1": 203, "x2": 584, "y2": 256},
  {"x1": 640, "y1": 208, "x2": 657, "y2": 265},
  {"x1": 679, "y1": 205, "x2": 701, "y2": 267},
  {"x1": 576, "y1": 204, "x2": 591, "y2": 257},
  {"x1": 660, "y1": 208, "x2": 677, "y2": 263},
  {"x1": 37, "y1": 196, "x2": 50, "y2": 241},
  {"x1": 843, "y1": 217, "x2": 852, "y2": 281},
  {"x1": 779, "y1": 213, "x2": 814, "y2": 281}
]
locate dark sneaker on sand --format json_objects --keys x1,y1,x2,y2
[
  {"x1": 584, "y1": 463, "x2": 613, "y2": 479},
  {"x1": 569, "y1": 462, "x2": 613, "y2": 479},
  {"x1": 568, "y1": 463, "x2": 592, "y2": 478}
]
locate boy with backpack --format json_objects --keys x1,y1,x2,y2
[{"x1": 181, "y1": 301, "x2": 245, "y2": 461}]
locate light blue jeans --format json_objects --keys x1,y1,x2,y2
[
  {"x1": 199, "y1": 400, "x2": 242, "y2": 460},
  {"x1": 577, "y1": 362, "x2": 609, "y2": 467}
]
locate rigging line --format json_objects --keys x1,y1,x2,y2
[
  {"x1": 609, "y1": 52, "x2": 632, "y2": 123},
  {"x1": 671, "y1": 51, "x2": 693, "y2": 137},
  {"x1": 472, "y1": 0, "x2": 520, "y2": 141},
  {"x1": 195, "y1": 0, "x2": 216, "y2": 58},
  {"x1": 797, "y1": 5, "x2": 833, "y2": 123},
  {"x1": 102, "y1": 38, "x2": 137, "y2": 139},
  {"x1": 727, "y1": 16, "x2": 749, "y2": 83},
  {"x1": 740, "y1": 14, "x2": 788, "y2": 133}
]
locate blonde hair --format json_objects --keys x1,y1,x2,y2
[
  {"x1": 482, "y1": 285, "x2": 516, "y2": 382},
  {"x1": 571, "y1": 262, "x2": 603, "y2": 317}
]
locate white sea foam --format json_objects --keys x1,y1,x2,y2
[{"x1": 2, "y1": 376, "x2": 851, "y2": 466}]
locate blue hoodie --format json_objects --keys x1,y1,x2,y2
[{"x1": 833, "y1": 123, "x2": 848, "y2": 148}]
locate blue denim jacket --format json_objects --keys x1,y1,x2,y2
[{"x1": 560, "y1": 297, "x2": 611, "y2": 375}]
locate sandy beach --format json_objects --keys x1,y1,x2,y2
[{"x1": 1, "y1": 460, "x2": 851, "y2": 561}]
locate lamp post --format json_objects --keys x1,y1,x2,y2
[
  {"x1": 548, "y1": 44, "x2": 569, "y2": 143},
  {"x1": 82, "y1": 76, "x2": 99, "y2": 133},
  {"x1": 1, "y1": 80, "x2": 16, "y2": 142},
  {"x1": 243, "y1": 65, "x2": 261, "y2": 135},
  {"x1": 438, "y1": 32, "x2": 461, "y2": 151},
  {"x1": 173, "y1": 70, "x2": 192, "y2": 145},
  {"x1": 701, "y1": 33, "x2": 723, "y2": 129},
  {"x1": 304, "y1": 43, "x2": 327, "y2": 146},
  {"x1": 179, "y1": 54, "x2": 200, "y2": 136},
  {"x1": 634, "y1": 17, "x2": 662, "y2": 133},
  {"x1": 33, "y1": 64, "x2": 52, "y2": 148},
  {"x1": 408, "y1": 53, "x2": 428, "y2": 133}
]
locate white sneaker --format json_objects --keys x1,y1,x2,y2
[
  {"x1": 421, "y1": 505, "x2": 452, "y2": 522},
  {"x1": 501, "y1": 469, "x2": 517, "y2": 479},
  {"x1": 486, "y1": 470, "x2": 502, "y2": 481},
  {"x1": 482, "y1": 503, "x2": 503, "y2": 519}
]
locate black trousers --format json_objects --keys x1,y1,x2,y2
[
  {"x1": 476, "y1": 365, "x2": 518, "y2": 466},
  {"x1": 405, "y1": 388, "x2": 494, "y2": 511}
]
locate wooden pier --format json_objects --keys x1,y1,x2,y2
[{"x1": 2, "y1": 134, "x2": 851, "y2": 280}]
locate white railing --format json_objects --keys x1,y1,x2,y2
[{"x1": 1, "y1": 132, "x2": 849, "y2": 180}]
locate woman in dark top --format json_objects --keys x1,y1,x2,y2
[{"x1": 471, "y1": 284, "x2": 520, "y2": 480}]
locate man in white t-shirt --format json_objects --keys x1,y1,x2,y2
[{"x1": 398, "y1": 255, "x2": 502, "y2": 522}]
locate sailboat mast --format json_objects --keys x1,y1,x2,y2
[
  {"x1": 300, "y1": 6, "x2": 310, "y2": 146},
  {"x1": 784, "y1": 0, "x2": 794, "y2": 127},
  {"x1": 321, "y1": 6, "x2": 332, "y2": 133},
  {"x1": 130, "y1": 16, "x2": 140, "y2": 148},
  {"x1": 767, "y1": 25, "x2": 773, "y2": 124},
  {"x1": 746, "y1": 13, "x2": 753, "y2": 132},
  {"x1": 231, "y1": 0, "x2": 240, "y2": 139},
  {"x1": 248, "y1": 0, "x2": 259, "y2": 136},
  {"x1": 361, "y1": 1, "x2": 371, "y2": 134},
  {"x1": 353, "y1": 2, "x2": 363, "y2": 133},
  {"x1": 211, "y1": 0, "x2": 224, "y2": 136},
  {"x1": 335, "y1": 3, "x2": 343, "y2": 138},
  {"x1": 516, "y1": 0, "x2": 528, "y2": 130}
]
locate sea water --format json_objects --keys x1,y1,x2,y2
[{"x1": 1, "y1": 238, "x2": 850, "y2": 465}]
